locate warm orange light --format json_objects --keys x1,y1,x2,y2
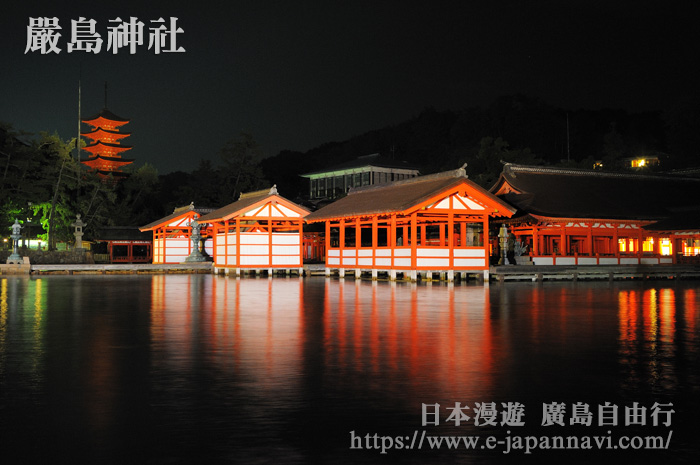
[{"x1": 660, "y1": 238, "x2": 672, "y2": 256}]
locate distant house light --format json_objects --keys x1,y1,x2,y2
[{"x1": 629, "y1": 157, "x2": 660, "y2": 169}]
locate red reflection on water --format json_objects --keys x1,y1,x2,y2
[
  {"x1": 321, "y1": 281, "x2": 493, "y2": 400},
  {"x1": 618, "y1": 287, "x2": 681, "y2": 390},
  {"x1": 618, "y1": 288, "x2": 677, "y2": 346}
]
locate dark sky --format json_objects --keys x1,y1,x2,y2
[{"x1": 1, "y1": 1, "x2": 697, "y2": 173}]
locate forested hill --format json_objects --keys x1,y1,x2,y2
[{"x1": 261, "y1": 94, "x2": 697, "y2": 197}]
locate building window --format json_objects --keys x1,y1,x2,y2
[
  {"x1": 683, "y1": 239, "x2": 700, "y2": 256},
  {"x1": 660, "y1": 238, "x2": 672, "y2": 256},
  {"x1": 642, "y1": 237, "x2": 655, "y2": 253},
  {"x1": 361, "y1": 172, "x2": 370, "y2": 186},
  {"x1": 618, "y1": 238, "x2": 637, "y2": 253}
]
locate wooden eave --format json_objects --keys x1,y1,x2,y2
[
  {"x1": 82, "y1": 128, "x2": 131, "y2": 141},
  {"x1": 140, "y1": 210, "x2": 198, "y2": 232},
  {"x1": 81, "y1": 155, "x2": 135, "y2": 167},
  {"x1": 497, "y1": 213, "x2": 654, "y2": 226},
  {"x1": 83, "y1": 141, "x2": 133, "y2": 154},
  {"x1": 490, "y1": 173, "x2": 523, "y2": 196}
]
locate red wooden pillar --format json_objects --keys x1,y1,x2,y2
[
  {"x1": 390, "y1": 214, "x2": 396, "y2": 269},
  {"x1": 637, "y1": 228, "x2": 643, "y2": 261},
  {"x1": 410, "y1": 213, "x2": 418, "y2": 269},
  {"x1": 532, "y1": 226, "x2": 539, "y2": 256},
  {"x1": 235, "y1": 217, "x2": 241, "y2": 266},
  {"x1": 447, "y1": 206, "x2": 454, "y2": 268},
  {"x1": 482, "y1": 215, "x2": 489, "y2": 267},
  {"x1": 268, "y1": 216, "x2": 273, "y2": 267},
  {"x1": 161, "y1": 228, "x2": 167, "y2": 264},
  {"x1": 372, "y1": 216, "x2": 378, "y2": 268},
  {"x1": 325, "y1": 220, "x2": 331, "y2": 264},
  {"x1": 339, "y1": 219, "x2": 345, "y2": 265}
]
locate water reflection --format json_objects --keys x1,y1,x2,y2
[{"x1": 0, "y1": 275, "x2": 698, "y2": 463}]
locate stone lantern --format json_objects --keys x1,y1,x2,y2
[
  {"x1": 185, "y1": 220, "x2": 206, "y2": 262},
  {"x1": 72, "y1": 214, "x2": 86, "y2": 250},
  {"x1": 6, "y1": 219, "x2": 23, "y2": 264},
  {"x1": 498, "y1": 224, "x2": 508, "y2": 265}
]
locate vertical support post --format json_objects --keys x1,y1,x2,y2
[
  {"x1": 447, "y1": 199, "x2": 454, "y2": 269},
  {"x1": 372, "y1": 216, "x2": 378, "y2": 269},
  {"x1": 410, "y1": 213, "x2": 417, "y2": 270},
  {"x1": 483, "y1": 216, "x2": 490, "y2": 267},
  {"x1": 235, "y1": 217, "x2": 241, "y2": 268},
  {"x1": 339, "y1": 219, "x2": 345, "y2": 267},
  {"x1": 390, "y1": 214, "x2": 396, "y2": 270}
]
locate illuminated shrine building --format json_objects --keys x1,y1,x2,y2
[
  {"x1": 81, "y1": 108, "x2": 134, "y2": 182},
  {"x1": 491, "y1": 163, "x2": 700, "y2": 265}
]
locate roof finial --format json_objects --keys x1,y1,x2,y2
[{"x1": 269, "y1": 184, "x2": 278, "y2": 195}]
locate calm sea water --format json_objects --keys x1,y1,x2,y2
[{"x1": 0, "y1": 275, "x2": 698, "y2": 464}]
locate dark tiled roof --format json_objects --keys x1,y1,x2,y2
[
  {"x1": 305, "y1": 168, "x2": 516, "y2": 222},
  {"x1": 491, "y1": 163, "x2": 700, "y2": 221},
  {"x1": 644, "y1": 211, "x2": 700, "y2": 232},
  {"x1": 83, "y1": 108, "x2": 129, "y2": 122},
  {"x1": 197, "y1": 187, "x2": 309, "y2": 223},
  {"x1": 301, "y1": 153, "x2": 419, "y2": 176}
]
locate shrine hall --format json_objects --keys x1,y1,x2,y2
[
  {"x1": 490, "y1": 163, "x2": 700, "y2": 265},
  {"x1": 196, "y1": 187, "x2": 310, "y2": 274},
  {"x1": 140, "y1": 204, "x2": 214, "y2": 264},
  {"x1": 304, "y1": 166, "x2": 516, "y2": 280}
]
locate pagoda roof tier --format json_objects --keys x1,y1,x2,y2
[
  {"x1": 81, "y1": 154, "x2": 135, "y2": 169},
  {"x1": 81, "y1": 127, "x2": 131, "y2": 142},
  {"x1": 94, "y1": 170, "x2": 131, "y2": 182},
  {"x1": 82, "y1": 108, "x2": 129, "y2": 129},
  {"x1": 82, "y1": 141, "x2": 133, "y2": 155}
]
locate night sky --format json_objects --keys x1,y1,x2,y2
[{"x1": 1, "y1": 1, "x2": 697, "y2": 174}]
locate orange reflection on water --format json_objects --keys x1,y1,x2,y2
[
  {"x1": 321, "y1": 281, "x2": 494, "y2": 401},
  {"x1": 150, "y1": 275, "x2": 306, "y2": 393},
  {"x1": 618, "y1": 286, "x2": 682, "y2": 391}
]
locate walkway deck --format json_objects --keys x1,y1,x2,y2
[
  {"x1": 30, "y1": 263, "x2": 213, "y2": 275},
  {"x1": 4, "y1": 262, "x2": 698, "y2": 282},
  {"x1": 490, "y1": 264, "x2": 700, "y2": 282}
]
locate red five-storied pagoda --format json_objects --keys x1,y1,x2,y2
[{"x1": 81, "y1": 108, "x2": 134, "y2": 181}]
